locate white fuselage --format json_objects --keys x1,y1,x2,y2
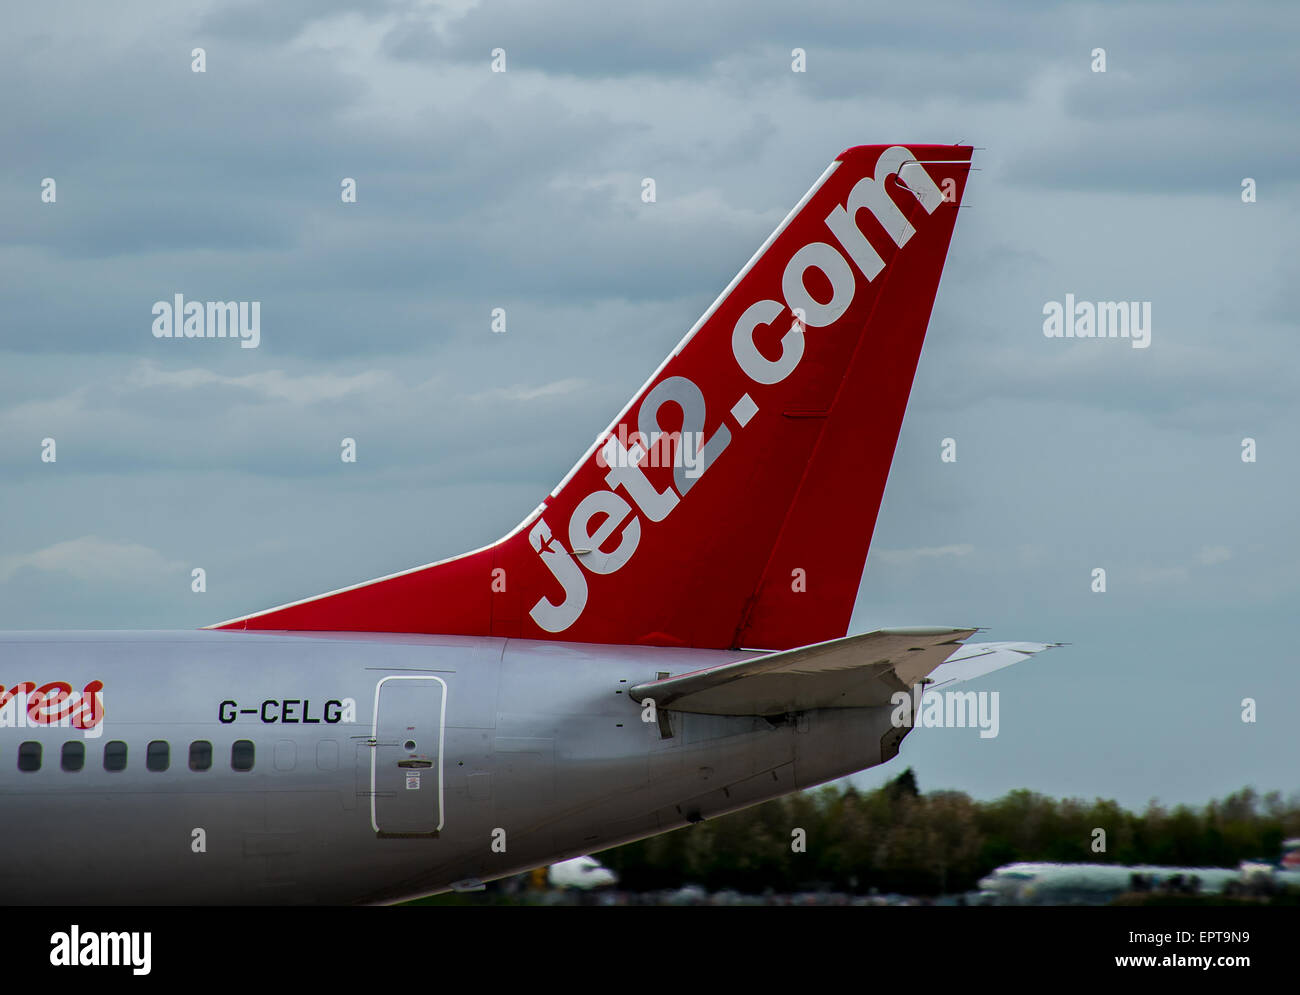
[{"x1": 0, "y1": 630, "x2": 898, "y2": 903}]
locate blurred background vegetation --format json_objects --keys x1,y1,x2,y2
[{"x1": 595, "y1": 770, "x2": 1300, "y2": 895}]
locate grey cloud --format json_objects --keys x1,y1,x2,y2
[{"x1": 199, "y1": 0, "x2": 407, "y2": 44}]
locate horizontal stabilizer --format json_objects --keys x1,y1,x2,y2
[
  {"x1": 923, "y1": 641, "x2": 1061, "y2": 690},
  {"x1": 628, "y1": 629, "x2": 1055, "y2": 716}
]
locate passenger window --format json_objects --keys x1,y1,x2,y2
[
  {"x1": 17, "y1": 741, "x2": 41, "y2": 772},
  {"x1": 231, "y1": 739, "x2": 255, "y2": 771},
  {"x1": 189, "y1": 740, "x2": 213, "y2": 771},
  {"x1": 316, "y1": 740, "x2": 339, "y2": 771},
  {"x1": 103, "y1": 740, "x2": 128, "y2": 772},
  {"x1": 146, "y1": 740, "x2": 170, "y2": 772},
  {"x1": 61, "y1": 741, "x2": 85, "y2": 772}
]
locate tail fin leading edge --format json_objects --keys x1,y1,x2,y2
[{"x1": 212, "y1": 144, "x2": 973, "y2": 649}]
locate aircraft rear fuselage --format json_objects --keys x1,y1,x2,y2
[{"x1": 0, "y1": 630, "x2": 897, "y2": 903}]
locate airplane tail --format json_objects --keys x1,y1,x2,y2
[{"x1": 211, "y1": 144, "x2": 973, "y2": 650}]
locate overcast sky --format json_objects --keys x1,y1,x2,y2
[{"x1": 2, "y1": 0, "x2": 1297, "y2": 811}]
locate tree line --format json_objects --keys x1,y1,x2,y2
[{"x1": 596, "y1": 770, "x2": 1300, "y2": 895}]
